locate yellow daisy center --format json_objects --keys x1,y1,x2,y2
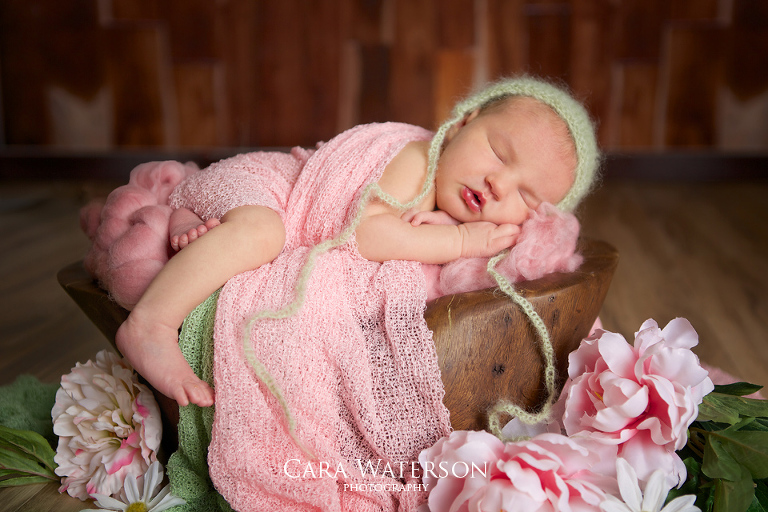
[{"x1": 126, "y1": 502, "x2": 149, "y2": 512}]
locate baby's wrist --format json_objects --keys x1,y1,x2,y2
[{"x1": 455, "y1": 224, "x2": 471, "y2": 259}]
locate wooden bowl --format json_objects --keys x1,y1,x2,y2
[
  {"x1": 58, "y1": 238, "x2": 617, "y2": 435},
  {"x1": 426, "y1": 238, "x2": 618, "y2": 430}
]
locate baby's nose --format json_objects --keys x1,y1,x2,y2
[{"x1": 486, "y1": 172, "x2": 514, "y2": 199}]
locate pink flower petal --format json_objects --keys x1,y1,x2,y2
[
  {"x1": 647, "y1": 347, "x2": 710, "y2": 389},
  {"x1": 106, "y1": 447, "x2": 139, "y2": 475},
  {"x1": 469, "y1": 481, "x2": 544, "y2": 512},
  {"x1": 51, "y1": 349, "x2": 161, "y2": 501},
  {"x1": 660, "y1": 317, "x2": 699, "y2": 349},
  {"x1": 597, "y1": 333, "x2": 637, "y2": 379},
  {"x1": 618, "y1": 431, "x2": 686, "y2": 487},
  {"x1": 567, "y1": 335, "x2": 602, "y2": 378},
  {"x1": 633, "y1": 322, "x2": 665, "y2": 356},
  {"x1": 558, "y1": 318, "x2": 710, "y2": 487}
]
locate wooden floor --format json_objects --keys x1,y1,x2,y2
[{"x1": 1, "y1": 176, "x2": 767, "y2": 510}]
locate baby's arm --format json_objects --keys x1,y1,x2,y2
[
  {"x1": 401, "y1": 208, "x2": 460, "y2": 227},
  {"x1": 356, "y1": 211, "x2": 520, "y2": 264}
]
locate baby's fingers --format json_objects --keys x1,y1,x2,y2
[
  {"x1": 400, "y1": 208, "x2": 420, "y2": 224},
  {"x1": 492, "y1": 224, "x2": 521, "y2": 250},
  {"x1": 493, "y1": 223, "x2": 521, "y2": 241},
  {"x1": 495, "y1": 223, "x2": 521, "y2": 237}
]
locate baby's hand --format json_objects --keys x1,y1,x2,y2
[
  {"x1": 457, "y1": 222, "x2": 520, "y2": 258},
  {"x1": 401, "y1": 208, "x2": 460, "y2": 226}
]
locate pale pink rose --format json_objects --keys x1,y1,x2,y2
[
  {"x1": 419, "y1": 430, "x2": 505, "y2": 512},
  {"x1": 560, "y1": 318, "x2": 714, "y2": 486},
  {"x1": 419, "y1": 431, "x2": 612, "y2": 512},
  {"x1": 51, "y1": 350, "x2": 162, "y2": 500}
]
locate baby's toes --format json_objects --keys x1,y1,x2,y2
[
  {"x1": 186, "y1": 380, "x2": 214, "y2": 407},
  {"x1": 169, "y1": 383, "x2": 191, "y2": 407},
  {"x1": 205, "y1": 218, "x2": 221, "y2": 230},
  {"x1": 186, "y1": 228, "x2": 199, "y2": 243}
]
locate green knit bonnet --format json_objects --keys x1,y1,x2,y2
[{"x1": 427, "y1": 76, "x2": 600, "y2": 212}]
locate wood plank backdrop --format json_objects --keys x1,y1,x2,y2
[{"x1": 1, "y1": 0, "x2": 767, "y2": 153}]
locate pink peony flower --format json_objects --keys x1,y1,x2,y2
[
  {"x1": 560, "y1": 318, "x2": 714, "y2": 486},
  {"x1": 419, "y1": 430, "x2": 505, "y2": 512},
  {"x1": 419, "y1": 430, "x2": 612, "y2": 512},
  {"x1": 51, "y1": 350, "x2": 162, "y2": 500}
]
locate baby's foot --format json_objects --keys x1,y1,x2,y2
[
  {"x1": 115, "y1": 313, "x2": 214, "y2": 407},
  {"x1": 170, "y1": 218, "x2": 221, "y2": 251}
]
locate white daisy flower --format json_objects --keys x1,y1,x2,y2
[
  {"x1": 80, "y1": 460, "x2": 185, "y2": 512},
  {"x1": 600, "y1": 458, "x2": 700, "y2": 512}
]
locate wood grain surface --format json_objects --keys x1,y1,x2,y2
[{"x1": 2, "y1": 0, "x2": 767, "y2": 151}]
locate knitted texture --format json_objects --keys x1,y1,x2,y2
[
  {"x1": 176, "y1": 123, "x2": 451, "y2": 511},
  {"x1": 169, "y1": 149, "x2": 307, "y2": 223},
  {"x1": 0, "y1": 375, "x2": 59, "y2": 447},
  {"x1": 165, "y1": 290, "x2": 232, "y2": 512}
]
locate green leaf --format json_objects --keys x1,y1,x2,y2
[
  {"x1": 698, "y1": 394, "x2": 768, "y2": 424},
  {"x1": 746, "y1": 480, "x2": 768, "y2": 512},
  {"x1": 0, "y1": 446, "x2": 52, "y2": 475},
  {"x1": 704, "y1": 436, "x2": 743, "y2": 480},
  {"x1": 748, "y1": 419, "x2": 768, "y2": 432},
  {"x1": 715, "y1": 430, "x2": 768, "y2": 480},
  {"x1": 0, "y1": 425, "x2": 58, "y2": 485},
  {"x1": 700, "y1": 396, "x2": 742, "y2": 424},
  {"x1": 713, "y1": 464, "x2": 755, "y2": 512},
  {"x1": 695, "y1": 420, "x2": 732, "y2": 432},
  {"x1": 698, "y1": 483, "x2": 716, "y2": 512},
  {"x1": 0, "y1": 475, "x2": 56, "y2": 487},
  {"x1": 715, "y1": 383, "x2": 764, "y2": 396},
  {"x1": 0, "y1": 424, "x2": 56, "y2": 472}
]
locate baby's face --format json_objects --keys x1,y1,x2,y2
[{"x1": 435, "y1": 97, "x2": 576, "y2": 226}]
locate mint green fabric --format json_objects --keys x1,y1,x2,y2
[
  {"x1": 0, "y1": 374, "x2": 59, "y2": 447},
  {"x1": 166, "y1": 290, "x2": 232, "y2": 512}
]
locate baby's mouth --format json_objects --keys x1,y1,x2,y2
[{"x1": 462, "y1": 186, "x2": 485, "y2": 213}]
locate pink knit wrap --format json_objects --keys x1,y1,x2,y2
[{"x1": 173, "y1": 123, "x2": 451, "y2": 511}]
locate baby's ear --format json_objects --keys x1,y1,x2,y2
[
  {"x1": 464, "y1": 108, "x2": 481, "y2": 124},
  {"x1": 445, "y1": 109, "x2": 480, "y2": 142}
]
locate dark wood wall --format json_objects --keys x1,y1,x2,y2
[{"x1": 1, "y1": 0, "x2": 767, "y2": 151}]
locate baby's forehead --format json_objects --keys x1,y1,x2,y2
[{"x1": 490, "y1": 96, "x2": 576, "y2": 154}]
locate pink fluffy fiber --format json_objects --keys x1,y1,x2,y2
[
  {"x1": 80, "y1": 161, "x2": 198, "y2": 309},
  {"x1": 81, "y1": 160, "x2": 582, "y2": 309}
]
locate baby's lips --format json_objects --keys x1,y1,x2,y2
[{"x1": 461, "y1": 186, "x2": 484, "y2": 213}]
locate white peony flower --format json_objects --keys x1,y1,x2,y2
[
  {"x1": 52, "y1": 349, "x2": 162, "y2": 500},
  {"x1": 80, "y1": 460, "x2": 185, "y2": 512},
  {"x1": 600, "y1": 458, "x2": 700, "y2": 512}
]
